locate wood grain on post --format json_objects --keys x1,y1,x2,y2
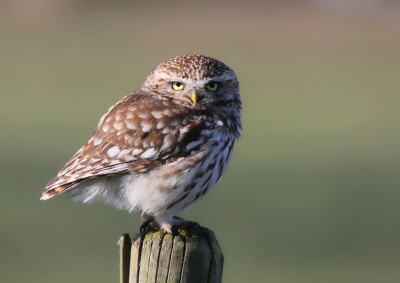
[{"x1": 119, "y1": 226, "x2": 223, "y2": 283}]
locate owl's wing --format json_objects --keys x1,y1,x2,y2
[{"x1": 42, "y1": 90, "x2": 213, "y2": 199}]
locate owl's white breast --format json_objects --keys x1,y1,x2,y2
[{"x1": 121, "y1": 127, "x2": 233, "y2": 217}]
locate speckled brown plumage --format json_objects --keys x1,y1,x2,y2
[{"x1": 42, "y1": 54, "x2": 241, "y2": 233}]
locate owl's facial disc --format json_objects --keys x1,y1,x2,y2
[
  {"x1": 174, "y1": 84, "x2": 201, "y2": 106},
  {"x1": 166, "y1": 77, "x2": 211, "y2": 106}
]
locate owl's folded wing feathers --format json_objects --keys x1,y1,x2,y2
[{"x1": 42, "y1": 91, "x2": 211, "y2": 199}]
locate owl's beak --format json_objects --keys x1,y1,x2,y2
[{"x1": 190, "y1": 90, "x2": 197, "y2": 105}]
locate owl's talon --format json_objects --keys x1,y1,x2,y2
[
  {"x1": 172, "y1": 216, "x2": 201, "y2": 229},
  {"x1": 192, "y1": 221, "x2": 201, "y2": 228},
  {"x1": 140, "y1": 220, "x2": 151, "y2": 233},
  {"x1": 140, "y1": 220, "x2": 160, "y2": 234},
  {"x1": 170, "y1": 227, "x2": 179, "y2": 237}
]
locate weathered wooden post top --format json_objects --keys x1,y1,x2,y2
[{"x1": 118, "y1": 225, "x2": 223, "y2": 283}]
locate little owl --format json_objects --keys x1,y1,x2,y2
[{"x1": 41, "y1": 54, "x2": 242, "y2": 233}]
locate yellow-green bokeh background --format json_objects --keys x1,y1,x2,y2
[{"x1": 1, "y1": 1, "x2": 400, "y2": 282}]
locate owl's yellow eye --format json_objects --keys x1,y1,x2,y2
[
  {"x1": 172, "y1": 82, "x2": 184, "y2": 91},
  {"x1": 206, "y1": 82, "x2": 219, "y2": 91}
]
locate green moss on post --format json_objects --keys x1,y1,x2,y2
[{"x1": 120, "y1": 226, "x2": 223, "y2": 283}]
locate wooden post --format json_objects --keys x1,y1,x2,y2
[
  {"x1": 119, "y1": 226, "x2": 223, "y2": 283},
  {"x1": 118, "y1": 233, "x2": 132, "y2": 283}
]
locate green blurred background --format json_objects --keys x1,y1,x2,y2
[{"x1": 1, "y1": 1, "x2": 400, "y2": 282}]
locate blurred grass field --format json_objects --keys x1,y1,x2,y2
[{"x1": 1, "y1": 2, "x2": 400, "y2": 282}]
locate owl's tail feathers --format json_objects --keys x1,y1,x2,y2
[{"x1": 40, "y1": 180, "x2": 79, "y2": 200}]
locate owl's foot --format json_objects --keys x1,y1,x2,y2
[
  {"x1": 140, "y1": 215, "x2": 159, "y2": 234},
  {"x1": 172, "y1": 216, "x2": 201, "y2": 229},
  {"x1": 155, "y1": 216, "x2": 201, "y2": 235},
  {"x1": 140, "y1": 219, "x2": 153, "y2": 233}
]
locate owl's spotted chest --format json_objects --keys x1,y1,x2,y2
[
  {"x1": 176, "y1": 139, "x2": 234, "y2": 212},
  {"x1": 123, "y1": 120, "x2": 234, "y2": 217},
  {"x1": 156, "y1": 130, "x2": 233, "y2": 214}
]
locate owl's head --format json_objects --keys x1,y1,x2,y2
[{"x1": 141, "y1": 54, "x2": 240, "y2": 108}]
